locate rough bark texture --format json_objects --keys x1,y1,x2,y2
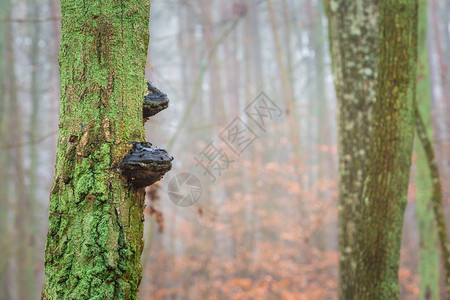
[
  {"x1": 326, "y1": 0, "x2": 418, "y2": 299},
  {"x1": 42, "y1": 0, "x2": 150, "y2": 299},
  {"x1": 325, "y1": 1, "x2": 378, "y2": 298},
  {"x1": 353, "y1": 1, "x2": 417, "y2": 298},
  {"x1": 415, "y1": 0, "x2": 439, "y2": 298}
]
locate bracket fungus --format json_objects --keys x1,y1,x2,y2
[
  {"x1": 120, "y1": 142, "x2": 173, "y2": 188},
  {"x1": 143, "y1": 81, "x2": 169, "y2": 119}
]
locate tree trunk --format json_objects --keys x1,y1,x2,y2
[
  {"x1": 325, "y1": 1, "x2": 378, "y2": 298},
  {"x1": 199, "y1": 0, "x2": 226, "y2": 124},
  {"x1": 0, "y1": 0, "x2": 12, "y2": 298},
  {"x1": 6, "y1": 0, "x2": 37, "y2": 297},
  {"x1": 350, "y1": 2, "x2": 417, "y2": 298},
  {"x1": 415, "y1": 0, "x2": 439, "y2": 298},
  {"x1": 42, "y1": 0, "x2": 151, "y2": 299},
  {"x1": 326, "y1": 0, "x2": 418, "y2": 299},
  {"x1": 415, "y1": 104, "x2": 450, "y2": 299},
  {"x1": 267, "y1": 0, "x2": 303, "y2": 196},
  {"x1": 28, "y1": 3, "x2": 42, "y2": 295}
]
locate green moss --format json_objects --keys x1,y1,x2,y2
[
  {"x1": 326, "y1": 0, "x2": 418, "y2": 299},
  {"x1": 42, "y1": 0, "x2": 150, "y2": 299}
]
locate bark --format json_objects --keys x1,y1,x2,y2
[
  {"x1": 42, "y1": 0, "x2": 150, "y2": 299},
  {"x1": 353, "y1": 2, "x2": 417, "y2": 298},
  {"x1": 325, "y1": 1, "x2": 378, "y2": 297},
  {"x1": 326, "y1": 0, "x2": 418, "y2": 299},
  {"x1": 415, "y1": 0, "x2": 439, "y2": 298}
]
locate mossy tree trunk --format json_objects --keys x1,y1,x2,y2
[
  {"x1": 42, "y1": 0, "x2": 150, "y2": 299},
  {"x1": 326, "y1": 0, "x2": 418, "y2": 299},
  {"x1": 415, "y1": 0, "x2": 439, "y2": 298},
  {"x1": 325, "y1": 1, "x2": 378, "y2": 298}
]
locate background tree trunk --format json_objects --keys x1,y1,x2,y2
[
  {"x1": 267, "y1": 0, "x2": 303, "y2": 195},
  {"x1": 326, "y1": 0, "x2": 418, "y2": 299},
  {"x1": 42, "y1": 0, "x2": 150, "y2": 298},
  {"x1": 353, "y1": 2, "x2": 418, "y2": 298},
  {"x1": 325, "y1": 1, "x2": 378, "y2": 298},
  {"x1": 6, "y1": 0, "x2": 36, "y2": 296},
  {"x1": 415, "y1": 0, "x2": 439, "y2": 298},
  {"x1": 0, "y1": 0, "x2": 12, "y2": 298}
]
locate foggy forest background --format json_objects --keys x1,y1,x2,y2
[{"x1": 0, "y1": 0, "x2": 449, "y2": 299}]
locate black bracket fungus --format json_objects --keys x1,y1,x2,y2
[
  {"x1": 143, "y1": 81, "x2": 169, "y2": 119},
  {"x1": 120, "y1": 142, "x2": 173, "y2": 188}
]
